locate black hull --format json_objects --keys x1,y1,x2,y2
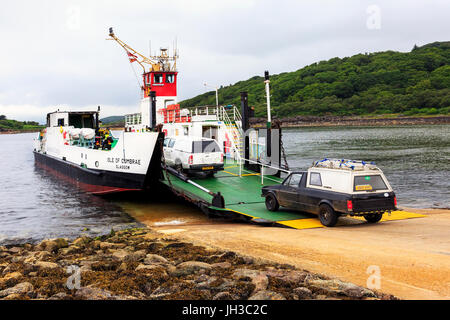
[{"x1": 33, "y1": 131, "x2": 164, "y2": 194}]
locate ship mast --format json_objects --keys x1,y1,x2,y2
[{"x1": 107, "y1": 27, "x2": 178, "y2": 73}]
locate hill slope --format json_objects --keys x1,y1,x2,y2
[
  {"x1": 180, "y1": 42, "x2": 450, "y2": 117},
  {"x1": 0, "y1": 116, "x2": 43, "y2": 132}
]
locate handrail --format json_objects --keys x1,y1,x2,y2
[
  {"x1": 236, "y1": 157, "x2": 291, "y2": 184},
  {"x1": 219, "y1": 105, "x2": 243, "y2": 161}
]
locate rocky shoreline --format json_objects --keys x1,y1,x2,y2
[
  {"x1": 0, "y1": 227, "x2": 396, "y2": 300},
  {"x1": 250, "y1": 115, "x2": 450, "y2": 127}
]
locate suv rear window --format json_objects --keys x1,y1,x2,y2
[
  {"x1": 192, "y1": 140, "x2": 221, "y2": 153},
  {"x1": 354, "y1": 175, "x2": 388, "y2": 191}
]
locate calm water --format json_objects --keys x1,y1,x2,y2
[
  {"x1": 0, "y1": 125, "x2": 448, "y2": 244},
  {"x1": 0, "y1": 133, "x2": 143, "y2": 245},
  {"x1": 282, "y1": 125, "x2": 450, "y2": 208}
]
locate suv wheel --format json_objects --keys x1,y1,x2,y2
[
  {"x1": 265, "y1": 193, "x2": 279, "y2": 212},
  {"x1": 364, "y1": 213, "x2": 383, "y2": 223},
  {"x1": 318, "y1": 204, "x2": 338, "y2": 227},
  {"x1": 175, "y1": 162, "x2": 183, "y2": 173}
]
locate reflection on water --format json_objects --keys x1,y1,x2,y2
[
  {"x1": 282, "y1": 125, "x2": 450, "y2": 209},
  {"x1": 0, "y1": 124, "x2": 448, "y2": 244},
  {"x1": 0, "y1": 133, "x2": 142, "y2": 245}
]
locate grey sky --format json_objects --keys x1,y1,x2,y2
[{"x1": 0, "y1": 0, "x2": 449, "y2": 122}]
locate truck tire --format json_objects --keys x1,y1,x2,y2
[
  {"x1": 175, "y1": 161, "x2": 183, "y2": 173},
  {"x1": 265, "y1": 193, "x2": 279, "y2": 212},
  {"x1": 318, "y1": 204, "x2": 338, "y2": 227},
  {"x1": 364, "y1": 213, "x2": 383, "y2": 223}
]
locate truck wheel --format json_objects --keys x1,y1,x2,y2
[
  {"x1": 364, "y1": 213, "x2": 383, "y2": 223},
  {"x1": 175, "y1": 162, "x2": 183, "y2": 173},
  {"x1": 265, "y1": 193, "x2": 279, "y2": 212},
  {"x1": 318, "y1": 204, "x2": 338, "y2": 227},
  {"x1": 205, "y1": 171, "x2": 215, "y2": 178}
]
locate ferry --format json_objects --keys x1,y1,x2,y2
[{"x1": 33, "y1": 109, "x2": 164, "y2": 194}]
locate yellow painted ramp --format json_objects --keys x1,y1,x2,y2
[
  {"x1": 276, "y1": 211, "x2": 426, "y2": 230},
  {"x1": 350, "y1": 210, "x2": 426, "y2": 222}
]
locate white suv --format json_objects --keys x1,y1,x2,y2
[{"x1": 163, "y1": 136, "x2": 224, "y2": 176}]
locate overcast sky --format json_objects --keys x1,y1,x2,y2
[{"x1": 0, "y1": 0, "x2": 449, "y2": 122}]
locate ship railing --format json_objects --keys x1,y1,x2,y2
[
  {"x1": 124, "y1": 113, "x2": 142, "y2": 126},
  {"x1": 235, "y1": 157, "x2": 291, "y2": 184},
  {"x1": 185, "y1": 105, "x2": 220, "y2": 118},
  {"x1": 160, "y1": 109, "x2": 192, "y2": 124}
]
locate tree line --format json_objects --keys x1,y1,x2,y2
[{"x1": 180, "y1": 41, "x2": 450, "y2": 118}]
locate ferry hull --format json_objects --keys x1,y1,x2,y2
[{"x1": 34, "y1": 149, "x2": 160, "y2": 195}]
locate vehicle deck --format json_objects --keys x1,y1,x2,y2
[{"x1": 160, "y1": 159, "x2": 426, "y2": 229}]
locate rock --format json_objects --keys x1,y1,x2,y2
[
  {"x1": 0, "y1": 271, "x2": 22, "y2": 287},
  {"x1": 72, "y1": 236, "x2": 90, "y2": 247},
  {"x1": 173, "y1": 261, "x2": 212, "y2": 276},
  {"x1": 124, "y1": 250, "x2": 146, "y2": 262},
  {"x1": 248, "y1": 290, "x2": 286, "y2": 300},
  {"x1": 60, "y1": 246, "x2": 82, "y2": 256},
  {"x1": 195, "y1": 276, "x2": 218, "y2": 290},
  {"x1": 48, "y1": 292, "x2": 69, "y2": 300},
  {"x1": 35, "y1": 251, "x2": 52, "y2": 261},
  {"x1": 28, "y1": 272, "x2": 38, "y2": 277},
  {"x1": 11, "y1": 256, "x2": 24, "y2": 263},
  {"x1": 99, "y1": 242, "x2": 125, "y2": 250},
  {"x1": 243, "y1": 256, "x2": 255, "y2": 264},
  {"x1": 213, "y1": 292, "x2": 234, "y2": 300},
  {"x1": 232, "y1": 269, "x2": 268, "y2": 293},
  {"x1": 218, "y1": 251, "x2": 236, "y2": 259},
  {"x1": 2, "y1": 271, "x2": 22, "y2": 281},
  {"x1": 8, "y1": 247, "x2": 23, "y2": 254},
  {"x1": 3, "y1": 293, "x2": 24, "y2": 300},
  {"x1": 216, "y1": 279, "x2": 237, "y2": 291},
  {"x1": 111, "y1": 249, "x2": 130, "y2": 260},
  {"x1": 165, "y1": 242, "x2": 189, "y2": 249},
  {"x1": 91, "y1": 240, "x2": 101, "y2": 250},
  {"x1": 34, "y1": 261, "x2": 59, "y2": 269},
  {"x1": 144, "y1": 254, "x2": 169, "y2": 265},
  {"x1": 0, "y1": 246, "x2": 7, "y2": 252},
  {"x1": 0, "y1": 282, "x2": 34, "y2": 298},
  {"x1": 135, "y1": 264, "x2": 163, "y2": 272},
  {"x1": 0, "y1": 252, "x2": 10, "y2": 259},
  {"x1": 75, "y1": 287, "x2": 114, "y2": 300},
  {"x1": 211, "y1": 262, "x2": 231, "y2": 269},
  {"x1": 265, "y1": 269, "x2": 308, "y2": 285},
  {"x1": 293, "y1": 287, "x2": 313, "y2": 299},
  {"x1": 341, "y1": 283, "x2": 375, "y2": 298},
  {"x1": 38, "y1": 239, "x2": 68, "y2": 253},
  {"x1": 306, "y1": 279, "x2": 375, "y2": 298}
]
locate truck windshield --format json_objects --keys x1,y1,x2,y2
[
  {"x1": 192, "y1": 140, "x2": 221, "y2": 153},
  {"x1": 354, "y1": 175, "x2": 388, "y2": 191}
]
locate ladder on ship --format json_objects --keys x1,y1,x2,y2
[{"x1": 218, "y1": 105, "x2": 243, "y2": 160}]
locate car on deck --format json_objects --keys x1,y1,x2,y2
[
  {"x1": 163, "y1": 136, "x2": 224, "y2": 176},
  {"x1": 261, "y1": 159, "x2": 397, "y2": 227}
]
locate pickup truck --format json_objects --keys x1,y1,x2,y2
[{"x1": 261, "y1": 159, "x2": 397, "y2": 227}]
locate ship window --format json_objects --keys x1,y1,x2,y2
[
  {"x1": 310, "y1": 172, "x2": 322, "y2": 186},
  {"x1": 154, "y1": 74, "x2": 163, "y2": 84},
  {"x1": 57, "y1": 118, "x2": 65, "y2": 126},
  {"x1": 166, "y1": 74, "x2": 175, "y2": 83}
]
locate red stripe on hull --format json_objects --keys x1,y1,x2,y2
[{"x1": 35, "y1": 159, "x2": 142, "y2": 195}]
